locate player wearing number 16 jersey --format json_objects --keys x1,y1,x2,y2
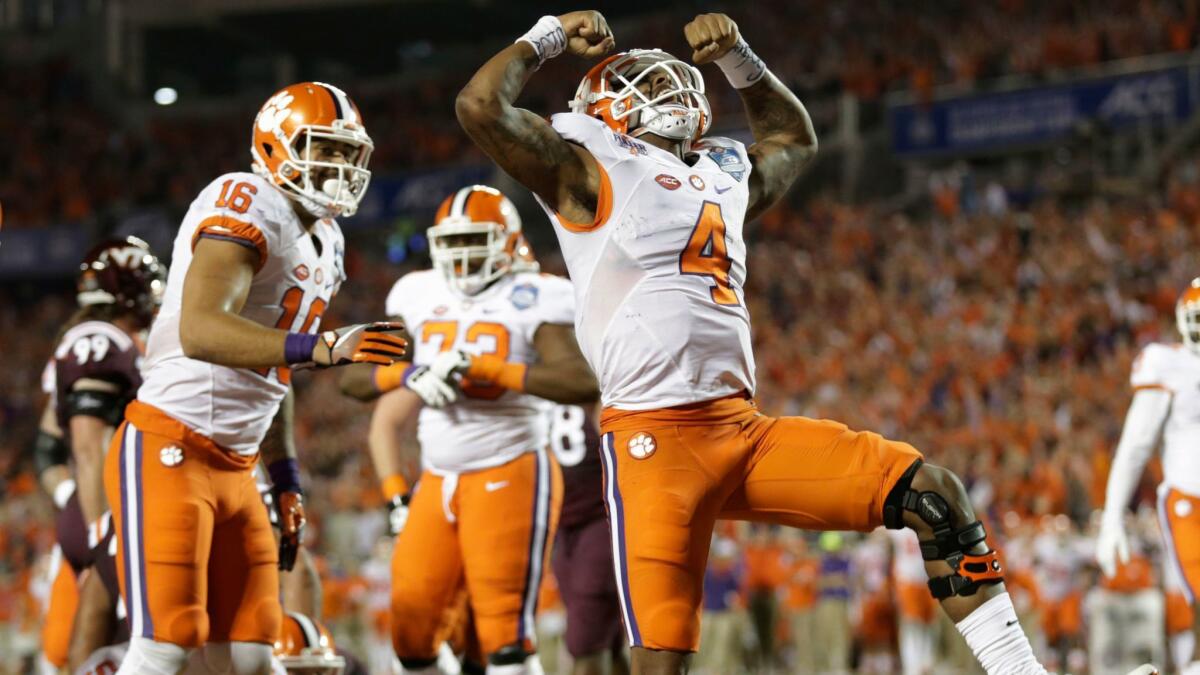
[
  {"x1": 455, "y1": 10, "x2": 1094, "y2": 675},
  {"x1": 104, "y1": 82, "x2": 406, "y2": 674}
]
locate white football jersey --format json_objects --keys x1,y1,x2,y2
[
  {"x1": 386, "y1": 269, "x2": 574, "y2": 472},
  {"x1": 537, "y1": 113, "x2": 754, "y2": 410},
  {"x1": 1131, "y1": 342, "x2": 1200, "y2": 494},
  {"x1": 138, "y1": 172, "x2": 345, "y2": 455}
]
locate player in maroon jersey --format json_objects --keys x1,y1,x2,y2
[
  {"x1": 548, "y1": 402, "x2": 628, "y2": 675},
  {"x1": 44, "y1": 236, "x2": 164, "y2": 669}
]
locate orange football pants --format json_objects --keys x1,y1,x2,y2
[
  {"x1": 391, "y1": 449, "x2": 562, "y2": 660},
  {"x1": 599, "y1": 394, "x2": 921, "y2": 652},
  {"x1": 1160, "y1": 485, "x2": 1200, "y2": 605},
  {"x1": 103, "y1": 400, "x2": 280, "y2": 648},
  {"x1": 41, "y1": 546, "x2": 79, "y2": 668}
]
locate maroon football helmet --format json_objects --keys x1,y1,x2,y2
[{"x1": 76, "y1": 236, "x2": 166, "y2": 329}]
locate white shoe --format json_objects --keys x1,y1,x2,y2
[{"x1": 1125, "y1": 666, "x2": 1158, "y2": 675}]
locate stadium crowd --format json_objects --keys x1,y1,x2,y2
[{"x1": 4, "y1": 1, "x2": 1200, "y2": 671}]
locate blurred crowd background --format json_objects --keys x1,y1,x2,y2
[{"x1": 4, "y1": 0, "x2": 1200, "y2": 673}]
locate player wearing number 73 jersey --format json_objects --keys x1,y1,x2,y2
[
  {"x1": 104, "y1": 82, "x2": 406, "y2": 674},
  {"x1": 453, "y1": 10, "x2": 1106, "y2": 675}
]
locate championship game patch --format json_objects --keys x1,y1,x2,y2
[
  {"x1": 655, "y1": 174, "x2": 682, "y2": 191},
  {"x1": 707, "y1": 145, "x2": 747, "y2": 182},
  {"x1": 510, "y1": 283, "x2": 539, "y2": 310}
]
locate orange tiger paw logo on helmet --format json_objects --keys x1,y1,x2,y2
[{"x1": 627, "y1": 432, "x2": 657, "y2": 459}]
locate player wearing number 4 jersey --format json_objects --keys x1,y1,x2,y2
[
  {"x1": 457, "y1": 10, "x2": 1159, "y2": 675},
  {"x1": 340, "y1": 185, "x2": 598, "y2": 675},
  {"x1": 104, "y1": 82, "x2": 406, "y2": 675}
]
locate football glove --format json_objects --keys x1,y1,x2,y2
[
  {"x1": 1095, "y1": 516, "x2": 1130, "y2": 579},
  {"x1": 428, "y1": 349, "x2": 473, "y2": 381},
  {"x1": 310, "y1": 322, "x2": 408, "y2": 368},
  {"x1": 274, "y1": 489, "x2": 306, "y2": 571},
  {"x1": 405, "y1": 365, "x2": 458, "y2": 408},
  {"x1": 387, "y1": 492, "x2": 411, "y2": 536}
]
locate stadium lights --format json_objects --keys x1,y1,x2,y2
[{"x1": 153, "y1": 87, "x2": 178, "y2": 106}]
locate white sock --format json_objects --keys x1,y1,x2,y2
[
  {"x1": 184, "y1": 642, "x2": 274, "y2": 675},
  {"x1": 955, "y1": 593, "x2": 1047, "y2": 675},
  {"x1": 116, "y1": 637, "x2": 191, "y2": 675},
  {"x1": 1173, "y1": 630, "x2": 1196, "y2": 671}
]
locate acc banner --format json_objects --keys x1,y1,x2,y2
[{"x1": 889, "y1": 62, "x2": 1196, "y2": 156}]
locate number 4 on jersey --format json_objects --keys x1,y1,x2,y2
[{"x1": 679, "y1": 201, "x2": 739, "y2": 306}]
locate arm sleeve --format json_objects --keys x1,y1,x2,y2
[
  {"x1": 1101, "y1": 388, "x2": 1172, "y2": 526},
  {"x1": 1130, "y1": 344, "x2": 1172, "y2": 391},
  {"x1": 535, "y1": 276, "x2": 576, "y2": 329}
]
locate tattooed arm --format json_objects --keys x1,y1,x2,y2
[
  {"x1": 684, "y1": 14, "x2": 817, "y2": 221},
  {"x1": 455, "y1": 11, "x2": 613, "y2": 225},
  {"x1": 740, "y1": 74, "x2": 818, "y2": 220}
]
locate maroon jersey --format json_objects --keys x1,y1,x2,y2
[
  {"x1": 549, "y1": 404, "x2": 606, "y2": 528},
  {"x1": 52, "y1": 320, "x2": 142, "y2": 431}
]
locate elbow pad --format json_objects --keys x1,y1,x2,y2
[
  {"x1": 32, "y1": 430, "x2": 70, "y2": 475},
  {"x1": 64, "y1": 389, "x2": 127, "y2": 427}
]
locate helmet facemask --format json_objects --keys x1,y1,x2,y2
[
  {"x1": 571, "y1": 49, "x2": 710, "y2": 153},
  {"x1": 428, "y1": 219, "x2": 515, "y2": 296}
]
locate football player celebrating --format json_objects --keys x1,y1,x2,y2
[
  {"x1": 341, "y1": 185, "x2": 598, "y2": 674},
  {"x1": 455, "y1": 11, "x2": 1153, "y2": 675},
  {"x1": 37, "y1": 237, "x2": 164, "y2": 670},
  {"x1": 103, "y1": 82, "x2": 406, "y2": 675},
  {"x1": 1098, "y1": 279, "x2": 1200, "y2": 675}
]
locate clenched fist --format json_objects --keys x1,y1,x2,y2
[
  {"x1": 684, "y1": 13, "x2": 740, "y2": 64},
  {"x1": 556, "y1": 10, "x2": 615, "y2": 58}
]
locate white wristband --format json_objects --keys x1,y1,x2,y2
[
  {"x1": 516, "y1": 15, "x2": 566, "y2": 67},
  {"x1": 53, "y1": 478, "x2": 76, "y2": 510},
  {"x1": 715, "y1": 37, "x2": 767, "y2": 89}
]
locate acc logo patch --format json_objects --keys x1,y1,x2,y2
[
  {"x1": 1176, "y1": 498, "x2": 1193, "y2": 518},
  {"x1": 293, "y1": 264, "x2": 310, "y2": 281},
  {"x1": 510, "y1": 283, "x2": 539, "y2": 310},
  {"x1": 688, "y1": 175, "x2": 705, "y2": 191},
  {"x1": 160, "y1": 445, "x2": 184, "y2": 467},
  {"x1": 655, "y1": 174, "x2": 682, "y2": 191},
  {"x1": 706, "y1": 145, "x2": 747, "y2": 182},
  {"x1": 627, "y1": 432, "x2": 656, "y2": 459},
  {"x1": 433, "y1": 305, "x2": 449, "y2": 316}
]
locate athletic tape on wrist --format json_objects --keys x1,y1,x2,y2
[
  {"x1": 284, "y1": 332, "x2": 319, "y2": 365},
  {"x1": 715, "y1": 37, "x2": 767, "y2": 89},
  {"x1": 516, "y1": 15, "x2": 566, "y2": 67},
  {"x1": 268, "y1": 458, "x2": 302, "y2": 493}
]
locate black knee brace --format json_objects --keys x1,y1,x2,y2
[
  {"x1": 489, "y1": 643, "x2": 532, "y2": 666},
  {"x1": 882, "y1": 459, "x2": 1004, "y2": 599}
]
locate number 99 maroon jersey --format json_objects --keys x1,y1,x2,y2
[
  {"x1": 53, "y1": 321, "x2": 143, "y2": 431},
  {"x1": 535, "y1": 113, "x2": 754, "y2": 410}
]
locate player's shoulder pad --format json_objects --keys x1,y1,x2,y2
[
  {"x1": 190, "y1": 171, "x2": 294, "y2": 265},
  {"x1": 549, "y1": 112, "x2": 634, "y2": 163},
  {"x1": 1131, "y1": 342, "x2": 1179, "y2": 391},
  {"x1": 53, "y1": 321, "x2": 140, "y2": 388},
  {"x1": 513, "y1": 272, "x2": 575, "y2": 323},
  {"x1": 385, "y1": 269, "x2": 440, "y2": 318},
  {"x1": 694, "y1": 136, "x2": 753, "y2": 183}
]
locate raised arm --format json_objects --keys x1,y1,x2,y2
[
  {"x1": 684, "y1": 14, "x2": 817, "y2": 221},
  {"x1": 455, "y1": 11, "x2": 611, "y2": 224}
]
